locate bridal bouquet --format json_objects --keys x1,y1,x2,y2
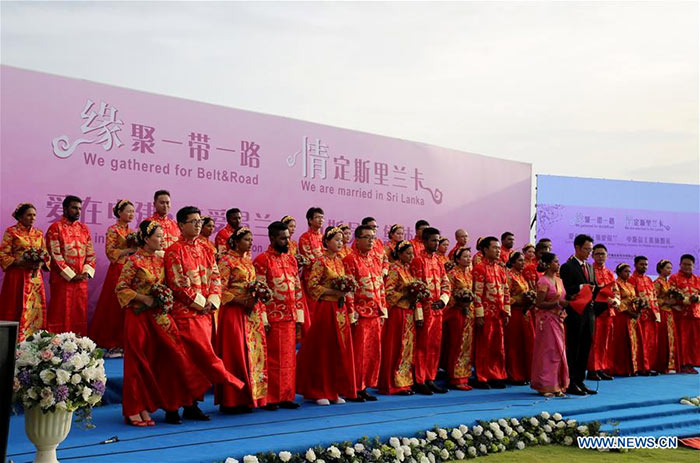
[
  {"x1": 247, "y1": 280, "x2": 272, "y2": 304},
  {"x1": 330, "y1": 276, "x2": 358, "y2": 308},
  {"x1": 22, "y1": 248, "x2": 48, "y2": 278}
]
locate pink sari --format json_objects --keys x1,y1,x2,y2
[{"x1": 530, "y1": 276, "x2": 570, "y2": 394}]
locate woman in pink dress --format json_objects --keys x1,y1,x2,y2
[{"x1": 530, "y1": 252, "x2": 570, "y2": 397}]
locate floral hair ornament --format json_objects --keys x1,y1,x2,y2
[
  {"x1": 235, "y1": 226, "x2": 252, "y2": 237},
  {"x1": 616, "y1": 263, "x2": 631, "y2": 273},
  {"x1": 115, "y1": 199, "x2": 131, "y2": 211},
  {"x1": 325, "y1": 226, "x2": 343, "y2": 239},
  {"x1": 145, "y1": 220, "x2": 160, "y2": 237},
  {"x1": 13, "y1": 202, "x2": 34, "y2": 217},
  {"x1": 657, "y1": 259, "x2": 671, "y2": 269},
  {"x1": 395, "y1": 240, "x2": 413, "y2": 254},
  {"x1": 281, "y1": 215, "x2": 295, "y2": 224},
  {"x1": 389, "y1": 224, "x2": 403, "y2": 235}
]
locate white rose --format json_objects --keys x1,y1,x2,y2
[
  {"x1": 401, "y1": 445, "x2": 411, "y2": 457},
  {"x1": 510, "y1": 418, "x2": 520, "y2": 426},
  {"x1": 478, "y1": 444, "x2": 487, "y2": 454},
  {"x1": 564, "y1": 436, "x2": 574, "y2": 446},
  {"x1": 489, "y1": 422, "x2": 500, "y2": 432},
  {"x1": 39, "y1": 395, "x2": 55, "y2": 408},
  {"x1": 484, "y1": 430, "x2": 493, "y2": 440},
  {"x1": 401, "y1": 438, "x2": 410, "y2": 446},
  {"x1": 516, "y1": 441, "x2": 525, "y2": 450},
  {"x1": 529, "y1": 417, "x2": 539, "y2": 426},
  {"x1": 454, "y1": 450, "x2": 464, "y2": 460},
  {"x1": 51, "y1": 356, "x2": 62, "y2": 365},
  {"x1": 504, "y1": 426, "x2": 513, "y2": 435},
  {"x1": 372, "y1": 449, "x2": 381, "y2": 458},
  {"x1": 39, "y1": 369, "x2": 56, "y2": 384},
  {"x1": 354, "y1": 444, "x2": 365, "y2": 452},
  {"x1": 472, "y1": 425, "x2": 483, "y2": 436},
  {"x1": 224, "y1": 458, "x2": 239, "y2": 463},
  {"x1": 55, "y1": 400, "x2": 67, "y2": 410},
  {"x1": 543, "y1": 425, "x2": 552, "y2": 433},
  {"x1": 457, "y1": 438, "x2": 466, "y2": 446},
  {"x1": 552, "y1": 413, "x2": 562, "y2": 421},
  {"x1": 680, "y1": 399, "x2": 692, "y2": 405},
  {"x1": 243, "y1": 456, "x2": 258, "y2": 463},
  {"x1": 577, "y1": 425, "x2": 588, "y2": 434},
  {"x1": 494, "y1": 430, "x2": 504, "y2": 440},
  {"x1": 437, "y1": 428, "x2": 448, "y2": 439},
  {"x1": 409, "y1": 438, "x2": 419, "y2": 446},
  {"x1": 345, "y1": 447, "x2": 355, "y2": 456},
  {"x1": 306, "y1": 449, "x2": 317, "y2": 462},
  {"x1": 87, "y1": 394, "x2": 101, "y2": 405},
  {"x1": 427, "y1": 454, "x2": 435, "y2": 463},
  {"x1": 439, "y1": 449, "x2": 449, "y2": 460},
  {"x1": 327, "y1": 446, "x2": 341, "y2": 459},
  {"x1": 567, "y1": 419, "x2": 577, "y2": 427},
  {"x1": 69, "y1": 354, "x2": 86, "y2": 370},
  {"x1": 498, "y1": 419, "x2": 507, "y2": 427},
  {"x1": 70, "y1": 374, "x2": 81, "y2": 385},
  {"x1": 556, "y1": 421, "x2": 566, "y2": 429},
  {"x1": 27, "y1": 387, "x2": 38, "y2": 400},
  {"x1": 396, "y1": 447, "x2": 404, "y2": 461},
  {"x1": 467, "y1": 447, "x2": 477, "y2": 457},
  {"x1": 547, "y1": 420, "x2": 556, "y2": 427},
  {"x1": 517, "y1": 426, "x2": 525, "y2": 433},
  {"x1": 540, "y1": 411, "x2": 550, "y2": 420},
  {"x1": 425, "y1": 431, "x2": 437, "y2": 441},
  {"x1": 419, "y1": 457, "x2": 429, "y2": 463},
  {"x1": 55, "y1": 369, "x2": 71, "y2": 385},
  {"x1": 450, "y1": 429, "x2": 462, "y2": 439},
  {"x1": 63, "y1": 341, "x2": 77, "y2": 353},
  {"x1": 389, "y1": 437, "x2": 400, "y2": 448},
  {"x1": 81, "y1": 386, "x2": 92, "y2": 401}
]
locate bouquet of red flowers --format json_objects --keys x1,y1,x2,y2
[
  {"x1": 330, "y1": 276, "x2": 358, "y2": 308},
  {"x1": 444, "y1": 261, "x2": 455, "y2": 272},
  {"x1": 150, "y1": 283, "x2": 174, "y2": 315},
  {"x1": 406, "y1": 280, "x2": 431, "y2": 305},
  {"x1": 247, "y1": 279, "x2": 272, "y2": 304},
  {"x1": 295, "y1": 254, "x2": 310, "y2": 268},
  {"x1": 453, "y1": 288, "x2": 475, "y2": 305},
  {"x1": 22, "y1": 248, "x2": 48, "y2": 278},
  {"x1": 126, "y1": 232, "x2": 139, "y2": 248}
]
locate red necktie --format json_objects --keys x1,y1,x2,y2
[{"x1": 582, "y1": 263, "x2": 589, "y2": 282}]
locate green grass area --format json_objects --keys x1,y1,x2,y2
[{"x1": 451, "y1": 445, "x2": 697, "y2": 462}]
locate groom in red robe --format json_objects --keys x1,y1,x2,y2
[{"x1": 472, "y1": 236, "x2": 511, "y2": 389}]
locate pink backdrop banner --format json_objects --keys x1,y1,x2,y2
[{"x1": 0, "y1": 65, "x2": 532, "y2": 318}]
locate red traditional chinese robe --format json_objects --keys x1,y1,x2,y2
[
  {"x1": 296, "y1": 253, "x2": 357, "y2": 400},
  {"x1": 378, "y1": 262, "x2": 419, "y2": 394},
  {"x1": 216, "y1": 250, "x2": 268, "y2": 408},
  {"x1": 164, "y1": 237, "x2": 242, "y2": 389},
  {"x1": 410, "y1": 250, "x2": 451, "y2": 384},
  {"x1": 46, "y1": 217, "x2": 96, "y2": 335},
  {"x1": 587, "y1": 264, "x2": 618, "y2": 372},
  {"x1": 447, "y1": 245, "x2": 462, "y2": 261},
  {"x1": 472, "y1": 259, "x2": 511, "y2": 382},
  {"x1": 116, "y1": 249, "x2": 211, "y2": 416},
  {"x1": 0, "y1": 224, "x2": 49, "y2": 341},
  {"x1": 253, "y1": 246, "x2": 307, "y2": 403},
  {"x1": 215, "y1": 224, "x2": 235, "y2": 256},
  {"x1": 654, "y1": 276, "x2": 679, "y2": 373},
  {"x1": 523, "y1": 261, "x2": 542, "y2": 290},
  {"x1": 610, "y1": 279, "x2": 644, "y2": 376},
  {"x1": 410, "y1": 238, "x2": 425, "y2": 256},
  {"x1": 145, "y1": 213, "x2": 179, "y2": 249},
  {"x1": 504, "y1": 268, "x2": 535, "y2": 382},
  {"x1": 628, "y1": 271, "x2": 660, "y2": 372},
  {"x1": 198, "y1": 235, "x2": 217, "y2": 256},
  {"x1": 343, "y1": 250, "x2": 387, "y2": 391},
  {"x1": 669, "y1": 271, "x2": 700, "y2": 367},
  {"x1": 288, "y1": 239, "x2": 298, "y2": 256},
  {"x1": 499, "y1": 246, "x2": 513, "y2": 266},
  {"x1": 90, "y1": 222, "x2": 133, "y2": 349},
  {"x1": 443, "y1": 266, "x2": 475, "y2": 386}
]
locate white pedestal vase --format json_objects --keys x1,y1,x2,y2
[{"x1": 24, "y1": 407, "x2": 73, "y2": 463}]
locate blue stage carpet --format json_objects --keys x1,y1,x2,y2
[{"x1": 6, "y1": 360, "x2": 700, "y2": 463}]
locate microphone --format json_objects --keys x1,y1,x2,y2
[{"x1": 99, "y1": 436, "x2": 120, "y2": 444}]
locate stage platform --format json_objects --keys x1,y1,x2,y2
[{"x1": 6, "y1": 359, "x2": 700, "y2": 463}]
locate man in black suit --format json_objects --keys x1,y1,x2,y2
[{"x1": 559, "y1": 234, "x2": 598, "y2": 395}]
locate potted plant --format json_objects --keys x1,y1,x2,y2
[{"x1": 13, "y1": 331, "x2": 106, "y2": 463}]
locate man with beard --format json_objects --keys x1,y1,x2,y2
[
  {"x1": 215, "y1": 208, "x2": 243, "y2": 255},
  {"x1": 253, "y1": 221, "x2": 307, "y2": 409}
]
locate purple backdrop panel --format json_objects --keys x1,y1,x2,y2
[{"x1": 0, "y1": 66, "x2": 531, "y2": 319}]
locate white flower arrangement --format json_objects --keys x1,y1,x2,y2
[
  {"x1": 227, "y1": 413, "x2": 606, "y2": 463},
  {"x1": 13, "y1": 331, "x2": 106, "y2": 427},
  {"x1": 680, "y1": 396, "x2": 700, "y2": 406}
]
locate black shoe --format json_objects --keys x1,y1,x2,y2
[
  {"x1": 396, "y1": 389, "x2": 415, "y2": 396},
  {"x1": 278, "y1": 401, "x2": 300, "y2": 409},
  {"x1": 488, "y1": 380, "x2": 506, "y2": 389},
  {"x1": 219, "y1": 405, "x2": 253, "y2": 415},
  {"x1": 566, "y1": 384, "x2": 586, "y2": 396},
  {"x1": 345, "y1": 394, "x2": 366, "y2": 402},
  {"x1": 183, "y1": 404, "x2": 210, "y2": 421},
  {"x1": 472, "y1": 381, "x2": 491, "y2": 389},
  {"x1": 425, "y1": 380, "x2": 448, "y2": 394},
  {"x1": 578, "y1": 383, "x2": 597, "y2": 395},
  {"x1": 262, "y1": 403, "x2": 279, "y2": 411},
  {"x1": 599, "y1": 371, "x2": 614, "y2": 381},
  {"x1": 360, "y1": 389, "x2": 378, "y2": 401},
  {"x1": 411, "y1": 383, "x2": 434, "y2": 395},
  {"x1": 164, "y1": 410, "x2": 182, "y2": 424},
  {"x1": 586, "y1": 371, "x2": 602, "y2": 381},
  {"x1": 648, "y1": 370, "x2": 660, "y2": 376},
  {"x1": 638, "y1": 371, "x2": 651, "y2": 376}
]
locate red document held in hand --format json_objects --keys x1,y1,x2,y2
[{"x1": 569, "y1": 285, "x2": 593, "y2": 315}]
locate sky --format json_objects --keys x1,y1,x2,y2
[{"x1": 1, "y1": 1, "x2": 698, "y2": 186}]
